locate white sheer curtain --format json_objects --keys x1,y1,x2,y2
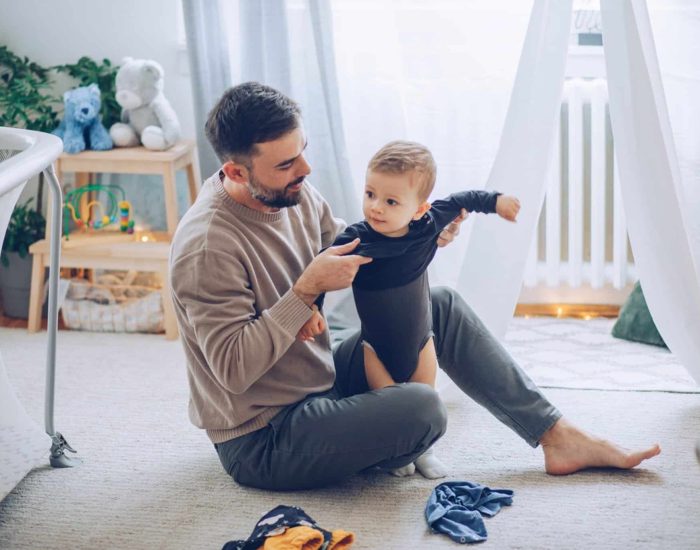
[
  {"x1": 182, "y1": 0, "x2": 232, "y2": 177},
  {"x1": 330, "y1": 0, "x2": 569, "y2": 398},
  {"x1": 221, "y1": 0, "x2": 536, "y2": 335},
  {"x1": 454, "y1": 0, "x2": 572, "y2": 338},
  {"x1": 333, "y1": 0, "x2": 570, "y2": 339},
  {"x1": 222, "y1": 0, "x2": 360, "y2": 221},
  {"x1": 223, "y1": 0, "x2": 537, "y2": 285},
  {"x1": 647, "y1": 0, "x2": 700, "y2": 272},
  {"x1": 602, "y1": 0, "x2": 700, "y2": 385},
  {"x1": 219, "y1": 1, "x2": 700, "y2": 388},
  {"x1": 330, "y1": 0, "x2": 534, "y2": 286}
]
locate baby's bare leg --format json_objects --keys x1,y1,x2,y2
[
  {"x1": 409, "y1": 337, "x2": 438, "y2": 387},
  {"x1": 363, "y1": 343, "x2": 396, "y2": 390},
  {"x1": 408, "y1": 337, "x2": 447, "y2": 479}
]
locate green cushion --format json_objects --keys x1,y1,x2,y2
[{"x1": 612, "y1": 281, "x2": 667, "y2": 348}]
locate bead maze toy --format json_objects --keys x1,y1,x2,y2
[{"x1": 63, "y1": 183, "x2": 135, "y2": 237}]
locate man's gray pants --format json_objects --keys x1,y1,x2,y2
[{"x1": 215, "y1": 287, "x2": 562, "y2": 490}]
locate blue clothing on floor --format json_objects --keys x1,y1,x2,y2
[{"x1": 425, "y1": 481, "x2": 514, "y2": 543}]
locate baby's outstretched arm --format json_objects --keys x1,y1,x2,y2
[{"x1": 430, "y1": 189, "x2": 502, "y2": 231}]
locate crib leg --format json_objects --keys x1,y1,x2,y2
[
  {"x1": 43, "y1": 166, "x2": 80, "y2": 468},
  {"x1": 49, "y1": 432, "x2": 80, "y2": 468}
]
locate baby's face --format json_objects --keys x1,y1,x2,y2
[{"x1": 363, "y1": 170, "x2": 427, "y2": 237}]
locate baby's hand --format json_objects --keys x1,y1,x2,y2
[
  {"x1": 496, "y1": 195, "x2": 520, "y2": 222},
  {"x1": 297, "y1": 305, "x2": 326, "y2": 342}
]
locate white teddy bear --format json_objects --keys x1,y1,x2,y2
[{"x1": 109, "y1": 57, "x2": 180, "y2": 150}]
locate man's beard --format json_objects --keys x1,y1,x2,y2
[{"x1": 248, "y1": 173, "x2": 305, "y2": 208}]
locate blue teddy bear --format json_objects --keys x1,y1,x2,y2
[{"x1": 53, "y1": 84, "x2": 113, "y2": 154}]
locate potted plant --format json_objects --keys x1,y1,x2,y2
[
  {"x1": 0, "y1": 47, "x2": 118, "y2": 318},
  {"x1": 0, "y1": 46, "x2": 58, "y2": 317},
  {"x1": 0, "y1": 45, "x2": 59, "y2": 132},
  {"x1": 0, "y1": 198, "x2": 46, "y2": 317}
]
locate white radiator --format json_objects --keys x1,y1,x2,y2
[{"x1": 521, "y1": 78, "x2": 636, "y2": 303}]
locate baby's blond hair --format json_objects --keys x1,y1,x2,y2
[{"x1": 367, "y1": 140, "x2": 436, "y2": 200}]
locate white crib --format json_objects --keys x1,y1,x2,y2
[{"x1": 0, "y1": 127, "x2": 78, "y2": 501}]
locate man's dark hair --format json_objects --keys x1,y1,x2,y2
[{"x1": 205, "y1": 82, "x2": 301, "y2": 163}]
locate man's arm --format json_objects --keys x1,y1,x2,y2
[
  {"x1": 436, "y1": 208, "x2": 468, "y2": 248},
  {"x1": 293, "y1": 238, "x2": 372, "y2": 306},
  {"x1": 312, "y1": 225, "x2": 360, "y2": 311},
  {"x1": 172, "y1": 249, "x2": 313, "y2": 395}
]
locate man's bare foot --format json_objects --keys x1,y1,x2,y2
[{"x1": 540, "y1": 418, "x2": 661, "y2": 475}]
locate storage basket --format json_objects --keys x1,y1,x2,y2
[{"x1": 60, "y1": 276, "x2": 164, "y2": 333}]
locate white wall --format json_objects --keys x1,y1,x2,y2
[
  {"x1": 0, "y1": 0, "x2": 195, "y2": 138},
  {"x1": 0, "y1": 0, "x2": 198, "y2": 224}
]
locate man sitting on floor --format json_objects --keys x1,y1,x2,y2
[{"x1": 169, "y1": 82, "x2": 661, "y2": 490}]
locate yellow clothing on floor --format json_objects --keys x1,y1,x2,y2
[
  {"x1": 329, "y1": 529, "x2": 355, "y2": 549},
  {"x1": 260, "y1": 525, "x2": 323, "y2": 550},
  {"x1": 258, "y1": 525, "x2": 355, "y2": 550}
]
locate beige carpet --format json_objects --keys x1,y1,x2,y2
[{"x1": 0, "y1": 324, "x2": 699, "y2": 549}]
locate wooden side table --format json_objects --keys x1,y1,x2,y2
[{"x1": 28, "y1": 141, "x2": 201, "y2": 340}]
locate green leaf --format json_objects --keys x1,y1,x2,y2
[
  {"x1": 1, "y1": 198, "x2": 46, "y2": 266},
  {"x1": 0, "y1": 45, "x2": 59, "y2": 131}
]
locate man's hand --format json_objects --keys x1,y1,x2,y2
[
  {"x1": 496, "y1": 195, "x2": 520, "y2": 222},
  {"x1": 297, "y1": 305, "x2": 326, "y2": 342},
  {"x1": 293, "y1": 238, "x2": 372, "y2": 306},
  {"x1": 437, "y1": 209, "x2": 468, "y2": 248}
]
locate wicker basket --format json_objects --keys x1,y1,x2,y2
[{"x1": 60, "y1": 278, "x2": 164, "y2": 333}]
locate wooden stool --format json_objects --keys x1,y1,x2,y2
[
  {"x1": 28, "y1": 141, "x2": 202, "y2": 340},
  {"x1": 28, "y1": 233, "x2": 177, "y2": 339}
]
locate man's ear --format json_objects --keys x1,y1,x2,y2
[
  {"x1": 221, "y1": 160, "x2": 250, "y2": 184},
  {"x1": 412, "y1": 201, "x2": 432, "y2": 220}
]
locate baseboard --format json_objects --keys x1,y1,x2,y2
[
  {"x1": 518, "y1": 282, "x2": 634, "y2": 306},
  {"x1": 514, "y1": 303, "x2": 619, "y2": 319}
]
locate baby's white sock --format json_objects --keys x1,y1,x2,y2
[
  {"x1": 414, "y1": 447, "x2": 448, "y2": 479},
  {"x1": 389, "y1": 462, "x2": 416, "y2": 477}
]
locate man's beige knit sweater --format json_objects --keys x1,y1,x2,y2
[{"x1": 169, "y1": 172, "x2": 345, "y2": 443}]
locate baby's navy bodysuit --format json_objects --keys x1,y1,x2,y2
[{"x1": 325, "y1": 189, "x2": 501, "y2": 381}]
